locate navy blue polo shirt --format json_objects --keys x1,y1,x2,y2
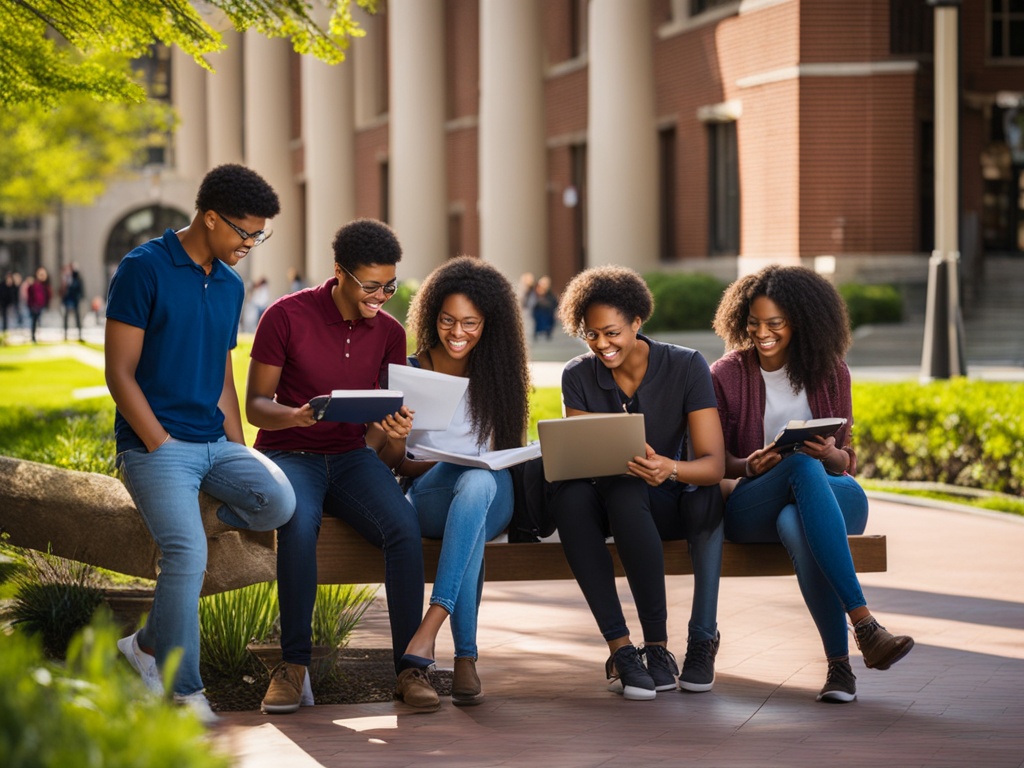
[
  {"x1": 106, "y1": 229, "x2": 245, "y2": 451},
  {"x1": 561, "y1": 334, "x2": 717, "y2": 462}
]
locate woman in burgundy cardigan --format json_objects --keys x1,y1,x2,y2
[{"x1": 710, "y1": 265, "x2": 913, "y2": 703}]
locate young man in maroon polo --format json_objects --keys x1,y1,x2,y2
[{"x1": 246, "y1": 219, "x2": 436, "y2": 714}]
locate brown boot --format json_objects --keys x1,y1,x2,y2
[
  {"x1": 261, "y1": 662, "x2": 307, "y2": 714},
  {"x1": 395, "y1": 667, "x2": 440, "y2": 711},
  {"x1": 854, "y1": 616, "x2": 914, "y2": 670},
  {"x1": 452, "y1": 657, "x2": 483, "y2": 706}
]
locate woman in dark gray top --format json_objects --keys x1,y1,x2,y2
[{"x1": 554, "y1": 265, "x2": 725, "y2": 701}]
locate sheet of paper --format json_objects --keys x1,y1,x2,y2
[
  {"x1": 388, "y1": 364, "x2": 470, "y2": 431},
  {"x1": 408, "y1": 442, "x2": 542, "y2": 470}
]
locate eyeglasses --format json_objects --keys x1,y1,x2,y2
[
  {"x1": 217, "y1": 212, "x2": 272, "y2": 247},
  {"x1": 746, "y1": 317, "x2": 788, "y2": 332},
  {"x1": 579, "y1": 326, "x2": 625, "y2": 342},
  {"x1": 339, "y1": 264, "x2": 398, "y2": 296},
  {"x1": 438, "y1": 314, "x2": 481, "y2": 333}
]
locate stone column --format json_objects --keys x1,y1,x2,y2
[
  {"x1": 388, "y1": 0, "x2": 447, "y2": 280},
  {"x1": 243, "y1": 32, "x2": 303, "y2": 297},
  {"x1": 479, "y1": 0, "x2": 547, "y2": 281},
  {"x1": 302, "y1": 55, "x2": 356, "y2": 284},
  {"x1": 588, "y1": 0, "x2": 658, "y2": 269},
  {"x1": 171, "y1": 48, "x2": 208, "y2": 181},
  {"x1": 204, "y1": 30, "x2": 244, "y2": 167}
]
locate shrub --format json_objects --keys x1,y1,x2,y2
[
  {"x1": 198, "y1": 581, "x2": 279, "y2": 680},
  {"x1": 839, "y1": 282, "x2": 904, "y2": 329},
  {"x1": 311, "y1": 584, "x2": 377, "y2": 650},
  {"x1": 384, "y1": 279, "x2": 419, "y2": 326},
  {"x1": 643, "y1": 272, "x2": 727, "y2": 332},
  {"x1": 4, "y1": 549, "x2": 105, "y2": 660},
  {"x1": 0, "y1": 617, "x2": 229, "y2": 767},
  {"x1": 853, "y1": 380, "x2": 1024, "y2": 495}
]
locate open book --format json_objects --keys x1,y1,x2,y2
[
  {"x1": 770, "y1": 417, "x2": 847, "y2": 454},
  {"x1": 308, "y1": 390, "x2": 403, "y2": 424},
  {"x1": 407, "y1": 442, "x2": 542, "y2": 470}
]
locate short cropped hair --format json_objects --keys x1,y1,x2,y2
[
  {"x1": 558, "y1": 265, "x2": 654, "y2": 336},
  {"x1": 195, "y1": 164, "x2": 280, "y2": 220},
  {"x1": 332, "y1": 219, "x2": 403, "y2": 271}
]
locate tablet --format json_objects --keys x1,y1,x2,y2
[{"x1": 537, "y1": 413, "x2": 647, "y2": 482}]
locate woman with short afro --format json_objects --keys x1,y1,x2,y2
[
  {"x1": 554, "y1": 265, "x2": 726, "y2": 701},
  {"x1": 711, "y1": 264, "x2": 914, "y2": 704},
  {"x1": 387, "y1": 255, "x2": 531, "y2": 708}
]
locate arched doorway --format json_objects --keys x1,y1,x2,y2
[{"x1": 104, "y1": 205, "x2": 189, "y2": 276}]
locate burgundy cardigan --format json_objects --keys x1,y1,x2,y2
[{"x1": 710, "y1": 348, "x2": 857, "y2": 474}]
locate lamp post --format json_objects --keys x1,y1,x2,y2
[{"x1": 921, "y1": 0, "x2": 967, "y2": 380}]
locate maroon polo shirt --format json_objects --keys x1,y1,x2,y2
[{"x1": 251, "y1": 277, "x2": 407, "y2": 454}]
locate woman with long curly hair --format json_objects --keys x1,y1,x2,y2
[
  {"x1": 387, "y1": 255, "x2": 530, "y2": 707},
  {"x1": 710, "y1": 264, "x2": 914, "y2": 703},
  {"x1": 553, "y1": 265, "x2": 725, "y2": 701}
]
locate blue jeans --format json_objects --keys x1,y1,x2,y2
[
  {"x1": 407, "y1": 464, "x2": 513, "y2": 659},
  {"x1": 116, "y1": 438, "x2": 295, "y2": 695},
  {"x1": 264, "y1": 448, "x2": 424, "y2": 672},
  {"x1": 725, "y1": 452, "x2": 869, "y2": 658}
]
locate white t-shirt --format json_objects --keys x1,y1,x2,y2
[{"x1": 761, "y1": 365, "x2": 812, "y2": 447}]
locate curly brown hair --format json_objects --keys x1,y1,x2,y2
[
  {"x1": 557, "y1": 265, "x2": 654, "y2": 336},
  {"x1": 407, "y1": 256, "x2": 530, "y2": 450},
  {"x1": 712, "y1": 264, "x2": 851, "y2": 393}
]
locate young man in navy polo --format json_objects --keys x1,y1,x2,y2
[
  {"x1": 106, "y1": 164, "x2": 296, "y2": 722},
  {"x1": 247, "y1": 219, "x2": 434, "y2": 714}
]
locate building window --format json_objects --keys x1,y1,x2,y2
[
  {"x1": 690, "y1": 0, "x2": 734, "y2": 16},
  {"x1": 448, "y1": 210, "x2": 463, "y2": 259},
  {"x1": 991, "y1": 0, "x2": 1024, "y2": 59},
  {"x1": 379, "y1": 159, "x2": 390, "y2": 223},
  {"x1": 570, "y1": 143, "x2": 588, "y2": 273},
  {"x1": 708, "y1": 121, "x2": 739, "y2": 256},
  {"x1": 890, "y1": 0, "x2": 932, "y2": 55},
  {"x1": 658, "y1": 127, "x2": 677, "y2": 262},
  {"x1": 569, "y1": 0, "x2": 588, "y2": 59}
]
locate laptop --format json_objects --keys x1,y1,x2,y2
[{"x1": 537, "y1": 413, "x2": 647, "y2": 482}]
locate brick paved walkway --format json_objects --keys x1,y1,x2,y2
[{"x1": 212, "y1": 497, "x2": 1024, "y2": 768}]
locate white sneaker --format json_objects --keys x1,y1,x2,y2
[
  {"x1": 117, "y1": 631, "x2": 163, "y2": 693},
  {"x1": 301, "y1": 668, "x2": 315, "y2": 706},
  {"x1": 173, "y1": 691, "x2": 219, "y2": 724}
]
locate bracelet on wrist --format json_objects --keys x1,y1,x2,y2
[{"x1": 668, "y1": 462, "x2": 678, "y2": 483}]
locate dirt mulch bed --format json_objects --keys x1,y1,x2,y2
[{"x1": 204, "y1": 648, "x2": 453, "y2": 712}]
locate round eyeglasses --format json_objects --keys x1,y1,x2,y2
[
  {"x1": 339, "y1": 264, "x2": 398, "y2": 296},
  {"x1": 438, "y1": 314, "x2": 481, "y2": 333}
]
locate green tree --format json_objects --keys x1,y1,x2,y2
[
  {"x1": 0, "y1": 59, "x2": 177, "y2": 216},
  {"x1": 1, "y1": 0, "x2": 375, "y2": 106}
]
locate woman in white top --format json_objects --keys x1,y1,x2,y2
[{"x1": 388, "y1": 255, "x2": 530, "y2": 707}]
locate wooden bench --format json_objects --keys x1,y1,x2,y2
[{"x1": 315, "y1": 517, "x2": 886, "y2": 583}]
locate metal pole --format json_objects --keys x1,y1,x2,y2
[{"x1": 921, "y1": 0, "x2": 966, "y2": 380}]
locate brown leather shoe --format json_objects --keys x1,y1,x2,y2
[
  {"x1": 261, "y1": 662, "x2": 307, "y2": 714},
  {"x1": 395, "y1": 667, "x2": 440, "y2": 711},
  {"x1": 854, "y1": 616, "x2": 914, "y2": 670},
  {"x1": 452, "y1": 657, "x2": 483, "y2": 706}
]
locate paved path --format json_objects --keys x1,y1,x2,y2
[{"x1": 212, "y1": 498, "x2": 1024, "y2": 768}]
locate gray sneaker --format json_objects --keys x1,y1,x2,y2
[
  {"x1": 817, "y1": 657, "x2": 857, "y2": 703},
  {"x1": 117, "y1": 631, "x2": 163, "y2": 693},
  {"x1": 605, "y1": 645, "x2": 656, "y2": 701},
  {"x1": 679, "y1": 632, "x2": 720, "y2": 693},
  {"x1": 642, "y1": 644, "x2": 679, "y2": 691}
]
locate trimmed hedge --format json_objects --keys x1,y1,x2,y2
[
  {"x1": 839, "y1": 282, "x2": 903, "y2": 329},
  {"x1": 643, "y1": 272, "x2": 728, "y2": 332},
  {"x1": 853, "y1": 380, "x2": 1024, "y2": 495}
]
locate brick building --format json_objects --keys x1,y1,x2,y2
[{"x1": 7, "y1": 0, "x2": 1022, "y2": 310}]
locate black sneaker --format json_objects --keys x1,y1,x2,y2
[
  {"x1": 679, "y1": 632, "x2": 720, "y2": 693},
  {"x1": 642, "y1": 644, "x2": 679, "y2": 692},
  {"x1": 817, "y1": 657, "x2": 857, "y2": 703},
  {"x1": 605, "y1": 645, "x2": 656, "y2": 701}
]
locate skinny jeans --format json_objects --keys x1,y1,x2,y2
[
  {"x1": 265, "y1": 448, "x2": 424, "y2": 673},
  {"x1": 725, "y1": 452, "x2": 869, "y2": 658},
  {"x1": 116, "y1": 438, "x2": 295, "y2": 696},
  {"x1": 406, "y1": 463, "x2": 513, "y2": 659},
  {"x1": 553, "y1": 476, "x2": 723, "y2": 645}
]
